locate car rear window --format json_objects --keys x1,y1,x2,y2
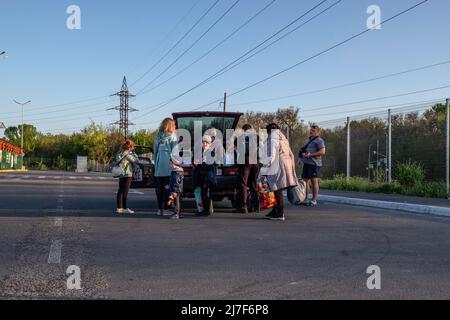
[{"x1": 176, "y1": 116, "x2": 236, "y2": 138}]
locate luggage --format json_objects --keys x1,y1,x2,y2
[{"x1": 287, "y1": 179, "x2": 307, "y2": 205}]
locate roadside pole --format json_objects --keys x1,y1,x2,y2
[
  {"x1": 446, "y1": 99, "x2": 449, "y2": 198},
  {"x1": 388, "y1": 109, "x2": 392, "y2": 184},
  {"x1": 223, "y1": 92, "x2": 227, "y2": 112},
  {"x1": 347, "y1": 117, "x2": 351, "y2": 182}
]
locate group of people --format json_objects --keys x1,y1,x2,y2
[{"x1": 115, "y1": 117, "x2": 325, "y2": 221}]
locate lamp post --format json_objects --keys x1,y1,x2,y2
[{"x1": 13, "y1": 99, "x2": 31, "y2": 168}]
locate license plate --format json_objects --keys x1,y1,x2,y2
[
  {"x1": 133, "y1": 169, "x2": 143, "y2": 182},
  {"x1": 216, "y1": 169, "x2": 222, "y2": 176}
]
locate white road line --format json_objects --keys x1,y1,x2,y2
[
  {"x1": 83, "y1": 176, "x2": 92, "y2": 180},
  {"x1": 54, "y1": 217, "x2": 63, "y2": 227},
  {"x1": 69, "y1": 176, "x2": 76, "y2": 180},
  {"x1": 48, "y1": 240, "x2": 62, "y2": 264},
  {"x1": 129, "y1": 190, "x2": 145, "y2": 195},
  {"x1": 38, "y1": 176, "x2": 46, "y2": 179}
]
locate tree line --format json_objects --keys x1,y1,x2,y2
[{"x1": 1, "y1": 104, "x2": 445, "y2": 180}]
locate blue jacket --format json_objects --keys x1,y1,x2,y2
[{"x1": 153, "y1": 131, "x2": 178, "y2": 177}]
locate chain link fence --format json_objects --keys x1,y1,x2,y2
[{"x1": 313, "y1": 99, "x2": 450, "y2": 197}]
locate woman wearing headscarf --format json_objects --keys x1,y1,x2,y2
[{"x1": 260, "y1": 123, "x2": 298, "y2": 221}]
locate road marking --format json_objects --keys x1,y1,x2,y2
[
  {"x1": 83, "y1": 176, "x2": 92, "y2": 180},
  {"x1": 38, "y1": 176, "x2": 46, "y2": 179},
  {"x1": 54, "y1": 217, "x2": 63, "y2": 227},
  {"x1": 69, "y1": 176, "x2": 76, "y2": 180},
  {"x1": 57, "y1": 198, "x2": 64, "y2": 203},
  {"x1": 129, "y1": 190, "x2": 145, "y2": 195},
  {"x1": 48, "y1": 240, "x2": 62, "y2": 264}
]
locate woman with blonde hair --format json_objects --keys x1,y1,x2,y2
[
  {"x1": 115, "y1": 139, "x2": 140, "y2": 214},
  {"x1": 153, "y1": 117, "x2": 178, "y2": 215}
]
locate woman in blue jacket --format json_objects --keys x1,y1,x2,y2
[{"x1": 153, "y1": 118, "x2": 178, "y2": 215}]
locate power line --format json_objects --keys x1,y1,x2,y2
[
  {"x1": 301, "y1": 84, "x2": 450, "y2": 113},
  {"x1": 186, "y1": 0, "x2": 430, "y2": 113},
  {"x1": 134, "y1": 0, "x2": 334, "y2": 119},
  {"x1": 226, "y1": 60, "x2": 450, "y2": 108},
  {"x1": 0, "y1": 95, "x2": 111, "y2": 117},
  {"x1": 222, "y1": 1, "x2": 430, "y2": 102},
  {"x1": 316, "y1": 99, "x2": 445, "y2": 126},
  {"x1": 137, "y1": 0, "x2": 277, "y2": 95},
  {"x1": 308, "y1": 98, "x2": 445, "y2": 120},
  {"x1": 130, "y1": 0, "x2": 222, "y2": 88},
  {"x1": 136, "y1": 0, "x2": 241, "y2": 95},
  {"x1": 124, "y1": 0, "x2": 203, "y2": 78}
]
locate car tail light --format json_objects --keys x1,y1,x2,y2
[{"x1": 224, "y1": 167, "x2": 238, "y2": 175}]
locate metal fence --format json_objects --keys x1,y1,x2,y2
[{"x1": 315, "y1": 98, "x2": 450, "y2": 193}]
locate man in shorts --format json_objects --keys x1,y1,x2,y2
[{"x1": 299, "y1": 124, "x2": 326, "y2": 207}]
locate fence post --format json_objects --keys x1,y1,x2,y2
[
  {"x1": 388, "y1": 109, "x2": 392, "y2": 184},
  {"x1": 346, "y1": 116, "x2": 351, "y2": 181},
  {"x1": 446, "y1": 99, "x2": 449, "y2": 198}
]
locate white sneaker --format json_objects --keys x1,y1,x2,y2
[
  {"x1": 116, "y1": 208, "x2": 124, "y2": 214},
  {"x1": 308, "y1": 200, "x2": 318, "y2": 207},
  {"x1": 124, "y1": 208, "x2": 135, "y2": 214},
  {"x1": 156, "y1": 209, "x2": 163, "y2": 216},
  {"x1": 162, "y1": 210, "x2": 173, "y2": 216}
]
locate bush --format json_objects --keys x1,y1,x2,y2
[
  {"x1": 320, "y1": 175, "x2": 447, "y2": 199},
  {"x1": 395, "y1": 160, "x2": 425, "y2": 188}
]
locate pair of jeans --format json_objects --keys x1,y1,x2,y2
[
  {"x1": 117, "y1": 177, "x2": 132, "y2": 209},
  {"x1": 237, "y1": 164, "x2": 259, "y2": 209},
  {"x1": 155, "y1": 176, "x2": 171, "y2": 210}
]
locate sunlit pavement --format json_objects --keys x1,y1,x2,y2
[{"x1": 1, "y1": 171, "x2": 450, "y2": 299}]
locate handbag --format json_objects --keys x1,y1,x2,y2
[
  {"x1": 287, "y1": 179, "x2": 307, "y2": 205},
  {"x1": 110, "y1": 153, "x2": 129, "y2": 178}
]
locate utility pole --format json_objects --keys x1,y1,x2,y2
[
  {"x1": 388, "y1": 109, "x2": 392, "y2": 184},
  {"x1": 109, "y1": 77, "x2": 137, "y2": 139},
  {"x1": 346, "y1": 117, "x2": 351, "y2": 181},
  {"x1": 368, "y1": 144, "x2": 373, "y2": 180},
  {"x1": 446, "y1": 99, "x2": 450, "y2": 198},
  {"x1": 13, "y1": 99, "x2": 31, "y2": 168},
  {"x1": 223, "y1": 92, "x2": 227, "y2": 112}
]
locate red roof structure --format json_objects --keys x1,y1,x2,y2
[{"x1": 0, "y1": 139, "x2": 22, "y2": 155}]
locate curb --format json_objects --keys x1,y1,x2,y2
[
  {"x1": 0, "y1": 169, "x2": 28, "y2": 173},
  {"x1": 319, "y1": 195, "x2": 450, "y2": 218}
]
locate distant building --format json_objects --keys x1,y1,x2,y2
[{"x1": 0, "y1": 139, "x2": 22, "y2": 169}]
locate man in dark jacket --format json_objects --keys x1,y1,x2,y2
[{"x1": 235, "y1": 124, "x2": 260, "y2": 214}]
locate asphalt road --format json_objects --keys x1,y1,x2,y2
[{"x1": 1, "y1": 170, "x2": 450, "y2": 299}]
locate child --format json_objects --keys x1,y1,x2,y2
[
  {"x1": 193, "y1": 135, "x2": 217, "y2": 217},
  {"x1": 167, "y1": 143, "x2": 184, "y2": 219}
]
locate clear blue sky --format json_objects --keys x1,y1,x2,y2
[{"x1": 1, "y1": 0, "x2": 450, "y2": 135}]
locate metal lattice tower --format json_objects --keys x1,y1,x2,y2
[{"x1": 109, "y1": 76, "x2": 137, "y2": 139}]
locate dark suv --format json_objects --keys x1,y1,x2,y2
[{"x1": 131, "y1": 111, "x2": 243, "y2": 208}]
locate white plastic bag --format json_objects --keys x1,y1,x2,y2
[{"x1": 287, "y1": 179, "x2": 307, "y2": 205}]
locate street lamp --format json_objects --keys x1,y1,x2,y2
[{"x1": 13, "y1": 99, "x2": 31, "y2": 168}]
